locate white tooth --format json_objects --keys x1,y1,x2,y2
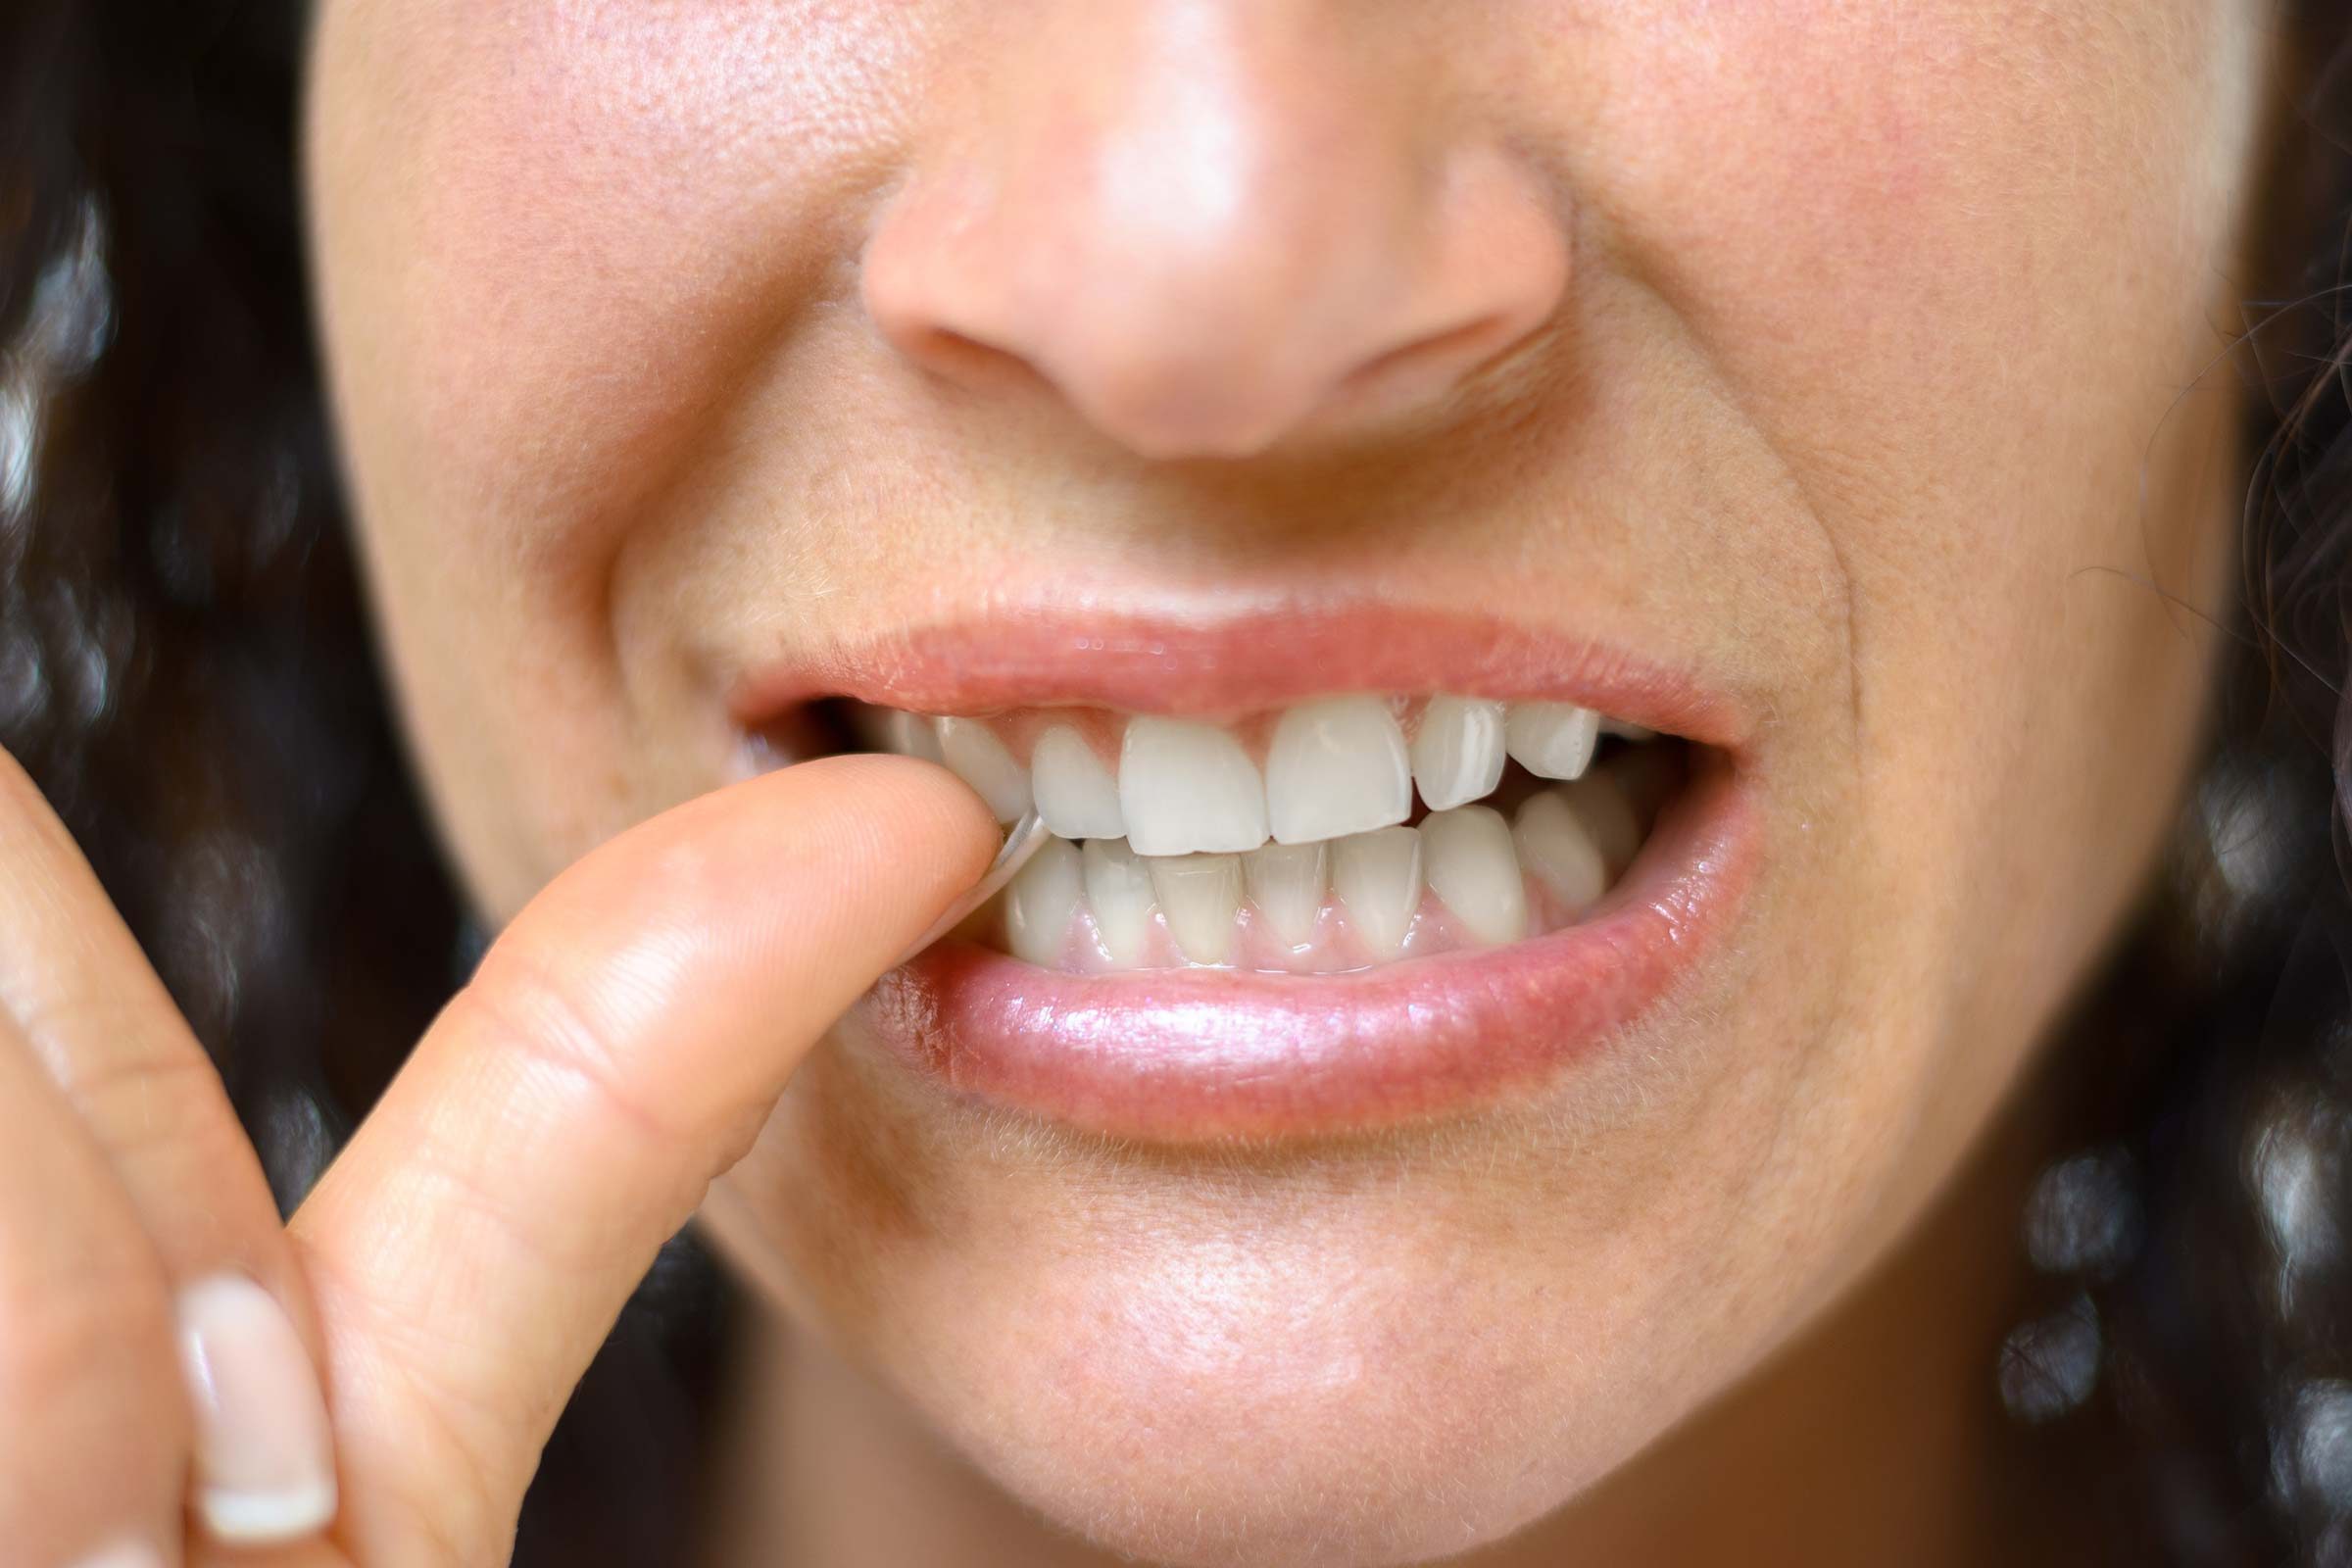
[
  {"x1": 1512, "y1": 790, "x2": 1606, "y2": 914},
  {"x1": 1244, "y1": 841, "x2": 1328, "y2": 947},
  {"x1": 1148, "y1": 853, "x2": 1243, "y2": 965},
  {"x1": 1505, "y1": 702, "x2": 1600, "y2": 780},
  {"x1": 1332, "y1": 826, "x2": 1423, "y2": 959},
  {"x1": 1082, "y1": 838, "x2": 1157, "y2": 964},
  {"x1": 1032, "y1": 726, "x2": 1126, "y2": 839},
  {"x1": 1410, "y1": 695, "x2": 1506, "y2": 811},
  {"x1": 1118, "y1": 717, "x2": 1269, "y2": 856},
  {"x1": 1598, "y1": 716, "x2": 1655, "y2": 742},
  {"x1": 1004, "y1": 836, "x2": 1081, "y2": 966},
  {"x1": 1555, "y1": 772, "x2": 1642, "y2": 876},
  {"x1": 1420, "y1": 806, "x2": 1528, "y2": 946},
  {"x1": 1264, "y1": 696, "x2": 1411, "y2": 845},
  {"x1": 934, "y1": 717, "x2": 1032, "y2": 822},
  {"x1": 878, "y1": 710, "x2": 946, "y2": 764}
]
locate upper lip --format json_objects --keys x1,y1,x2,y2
[{"x1": 723, "y1": 599, "x2": 1757, "y2": 752}]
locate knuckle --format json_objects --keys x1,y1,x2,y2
[
  {"x1": 58, "y1": 1028, "x2": 227, "y2": 1131},
  {"x1": 456, "y1": 944, "x2": 682, "y2": 1152}
]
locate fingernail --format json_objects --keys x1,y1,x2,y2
[
  {"x1": 175, "y1": 1273, "x2": 338, "y2": 1544},
  {"x1": 72, "y1": 1543, "x2": 166, "y2": 1568}
]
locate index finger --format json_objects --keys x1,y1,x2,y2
[{"x1": 287, "y1": 753, "x2": 999, "y2": 1563}]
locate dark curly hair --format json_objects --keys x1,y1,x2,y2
[{"x1": 10, "y1": 1, "x2": 2352, "y2": 1562}]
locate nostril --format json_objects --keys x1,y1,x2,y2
[{"x1": 874, "y1": 316, "x2": 1054, "y2": 399}]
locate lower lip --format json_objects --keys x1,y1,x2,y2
[{"x1": 858, "y1": 756, "x2": 1760, "y2": 1142}]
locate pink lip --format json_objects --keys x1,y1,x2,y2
[
  {"x1": 727, "y1": 603, "x2": 1753, "y2": 748},
  {"x1": 728, "y1": 603, "x2": 1763, "y2": 1142},
  {"x1": 864, "y1": 755, "x2": 1754, "y2": 1141}
]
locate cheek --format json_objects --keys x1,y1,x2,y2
[
  {"x1": 314, "y1": 0, "x2": 924, "y2": 562},
  {"x1": 1590, "y1": 1, "x2": 2257, "y2": 1198},
  {"x1": 308, "y1": 0, "x2": 937, "y2": 906},
  {"x1": 1592, "y1": 0, "x2": 2252, "y2": 519}
]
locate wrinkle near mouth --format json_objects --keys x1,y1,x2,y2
[{"x1": 774, "y1": 690, "x2": 1695, "y2": 976}]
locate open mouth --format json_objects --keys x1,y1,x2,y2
[
  {"x1": 840, "y1": 696, "x2": 1687, "y2": 973},
  {"x1": 729, "y1": 609, "x2": 1760, "y2": 1142}
]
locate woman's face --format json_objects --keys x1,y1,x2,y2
[{"x1": 306, "y1": 3, "x2": 2270, "y2": 1562}]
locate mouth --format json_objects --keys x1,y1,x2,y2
[{"x1": 731, "y1": 607, "x2": 1760, "y2": 1142}]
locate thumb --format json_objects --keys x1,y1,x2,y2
[{"x1": 288, "y1": 753, "x2": 998, "y2": 1562}]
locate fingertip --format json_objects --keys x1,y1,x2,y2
[{"x1": 754, "y1": 750, "x2": 1004, "y2": 891}]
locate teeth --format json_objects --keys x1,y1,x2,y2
[
  {"x1": 852, "y1": 687, "x2": 1672, "y2": 972},
  {"x1": 1081, "y1": 838, "x2": 1157, "y2": 964},
  {"x1": 934, "y1": 718, "x2": 1033, "y2": 823},
  {"x1": 1149, "y1": 853, "x2": 1244, "y2": 964},
  {"x1": 878, "y1": 710, "x2": 947, "y2": 764},
  {"x1": 1512, "y1": 789, "x2": 1607, "y2": 914},
  {"x1": 1332, "y1": 825, "x2": 1424, "y2": 959},
  {"x1": 1552, "y1": 773, "x2": 1642, "y2": 877},
  {"x1": 1264, "y1": 696, "x2": 1412, "y2": 846},
  {"x1": 1410, "y1": 695, "x2": 1506, "y2": 811},
  {"x1": 1243, "y1": 841, "x2": 1328, "y2": 947},
  {"x1": 1032, "y1": 726, "x2": 1126, "y2": 839},
  {"x1": 1505, "y1": 702, "x2": 1599, "y2": 781},
  {"x1": 1119, "y1": 717, "x2": 1269, "y2": 856},
  {"x1": 1420, "y1": 806, "x2": 1528, "y2": 946},
  {"x1": 1004, "y1": 836, "x2": 1082, "y2": 965}
]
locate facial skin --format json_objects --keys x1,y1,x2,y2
[{"x1": 305, "y1": 3, "x2": 2271, "y2": 1563}]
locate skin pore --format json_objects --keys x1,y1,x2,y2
[{"x1": 304, "y1": 2, "x2": 2273, "y2": 1564}]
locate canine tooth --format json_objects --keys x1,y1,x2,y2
[
  {"x1": 1119, "y1": 717, "x2": 1269, "y2": 855},
  {"x1": 934, "y1": 718, "x2": 1032, "y2": 823},
  {"x1": 1004, "y1": 836, "x2": 1082, "y2": 965},
  {"x1": 1410, "y1": 695, "x2": 1506, "y2": 811},
  {"x1": 1421, "y1": 806, "x2": 1528, "y2": 945},
  {"x1": 1332, "y1": 826, "x2": 1423, "y2": 958},
  {"x1": 1082, "y1": 839, "x2": 1157, "y2": 964},
  {"x1": 1032, "y1": 726, "x2": 1126, "y2": 839},
  {"x1": 1555, "y1": 773, "x2": 1642, "y2": 876},
  {"x1": 1265, "y1": 696, "x2": 1411, "y2": 845},
  {"x1": 1244, "y1": 841, "x2": 1328, "y2": 947},
  {"x1": 1598, "y1": 716, "x2": 1655, "y2": 742},
  {"x1": 1505, "y1": 702, "x2": 1599, "y2": 780},
  {"x1": 1149, "y1": 853, "x2": 1244, "y2": 964},
  {"x1": 1513, "y1": 790, "x2": 1606, "y2": 914}
]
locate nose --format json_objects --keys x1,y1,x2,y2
[{"x1": 861, "y1": 3, "x2": 1571, "y2": 461}]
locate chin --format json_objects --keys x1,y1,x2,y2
[{"x1": 905, "y1": 1275, "x2": 1617, "y2": 1568}]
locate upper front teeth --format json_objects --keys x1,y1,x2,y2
[
  {"x1": 1119, "y1": 717, "x2": 1270, "y2": 855},
  {"x1": 1264, "y1": 696, "x2": 1411, "y2": 845},
  {"x1": 1032, "y1": 725, "x2": 1125, "y2": 838},
  {"x1": 909, "y1": 694, "x2": 1631, "y2": 853}
]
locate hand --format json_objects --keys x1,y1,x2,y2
[{"x1": 0, "y1": 750, "x2": 999, "y2": 1566}]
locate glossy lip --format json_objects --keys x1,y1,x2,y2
[
  {"x1": 725, "y1": 602, "x2": 1764, "y2": 1143},
  {"x1": 864, "y1": 754, "x2": 1753, "y2": 1142}
]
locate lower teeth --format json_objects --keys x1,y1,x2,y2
[{"x1": 981, "y1": 745, "x2": 1678, "y2": 974}]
